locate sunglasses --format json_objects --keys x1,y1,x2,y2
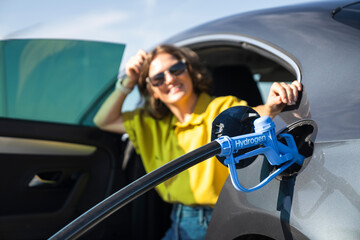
[{"x1": 146, "y1": 59, "x2": 187, "y2": 87}]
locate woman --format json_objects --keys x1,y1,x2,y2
[{"x1": 94, "y1": 44, "x2": 301, "y2": 240}]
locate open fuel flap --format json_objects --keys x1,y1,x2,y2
[{"x1": 274, "y1": 119, "x2": 317, "y2": 180}]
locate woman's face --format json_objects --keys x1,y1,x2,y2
[{"x1": 148, "y1": 52, "x2": 196, "y2": 108}]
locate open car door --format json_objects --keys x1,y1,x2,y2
[{"x1": 0, "y1": 39, "x2": 170, "y2": 240}]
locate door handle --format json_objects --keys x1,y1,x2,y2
[{"x1": 28, "y1": 171, "x2": 62, "y2": 188}]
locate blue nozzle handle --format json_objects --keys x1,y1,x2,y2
[{"x1": 215, "y1": 116, "x2": 305, "y2": 192}]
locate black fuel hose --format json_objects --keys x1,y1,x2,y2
[{"x1": 49, "y1": 141, "x2": 221, "y2": 240}]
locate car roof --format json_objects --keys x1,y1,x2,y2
[
  {"x1": 165, "y1": 1, "x2": 358, "y2": 44},
  {"x1": 164, "y1": 1, "x2": 360, "y2": 142}
]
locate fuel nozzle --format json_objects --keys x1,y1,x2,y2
[{"x1": 211, "y1": 106, "x2": 305, "y2": 192}]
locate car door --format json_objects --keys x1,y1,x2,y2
[{"x1": 0, "y1": 39, "x2": 136, "y2": 240}]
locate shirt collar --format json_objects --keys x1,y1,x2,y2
[{"x1": 173, "y1": 92, "x2": 212, "y2": 128}]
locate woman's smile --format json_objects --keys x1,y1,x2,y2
[{"x1": 167, "y1": 82, "x2": 183, "y2": 94}]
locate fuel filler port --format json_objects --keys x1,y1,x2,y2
[{"x1": 274, "y1": 119, "x2": 317, "y2": 180}]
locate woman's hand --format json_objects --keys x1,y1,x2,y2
[
  {"x1": 124, "y1": 49, "x2": 148, "y2": 88},
  {"x1": 255, "y1": 80, "x2": 302, "y2": 118},
  {"x1": 266, "y1": 80, "x2": 302, "y2": 116}
]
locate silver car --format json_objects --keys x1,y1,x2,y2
[{"x1": 1, "y1": 1, "x2": 359, "y2": 239}]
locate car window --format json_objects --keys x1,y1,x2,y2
[
  {"x1": 194, "y1": 43, "x2": 297, "y2": 106},
  {"x1": 0, "y1": 39, "x2": 125, "y2": 125},
  {"x1": 332, "y1": 2, "x2": 360, "y2": 30}
]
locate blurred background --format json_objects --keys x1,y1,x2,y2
[{"x1": 0, "y1": 0, "x2": 327, "y2": 68}]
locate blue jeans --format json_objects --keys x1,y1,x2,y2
[{"x1": 162, "y1": 204, "x2": 213, "y2": 240}]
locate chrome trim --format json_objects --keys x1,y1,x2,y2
[
  {"x1": 0, "y1": 136, "x2": 96, "y2": 156},
  {"x1": 173, "y1": 34, "x2": 301, "y2": 81}
]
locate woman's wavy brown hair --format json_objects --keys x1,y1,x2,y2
[{"x1": 138, "y1": 44, "x2": 212, "y2": 119}]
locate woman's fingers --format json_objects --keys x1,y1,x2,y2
[
  {"x1": 270, "y1": 81, "x2": 302, "y2": 106},
  {"x1": 126, "y1": 49, "x2": 148, "y2": 78}
]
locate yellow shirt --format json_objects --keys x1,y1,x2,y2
[{"x1": 123, "y1": 93, "x2": 247, "y2": 206}]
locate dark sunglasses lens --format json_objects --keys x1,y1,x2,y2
[
  {"x1": 169, "y1": 61, "x2": 186, "y2": 76},
  {"x1": 150, "y1": 74, "x2": 165, "y2": 86},
  {"x1": 149, "y1": 61, "x2": 186, "y2": 86}
]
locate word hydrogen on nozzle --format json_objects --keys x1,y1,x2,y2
[{"x1": 235, "y1": 135, "x2": 266, "y2": 149}]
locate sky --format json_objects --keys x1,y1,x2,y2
[{"x1": 0, "y1": 0, "x2": 327, "y2": 67}]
